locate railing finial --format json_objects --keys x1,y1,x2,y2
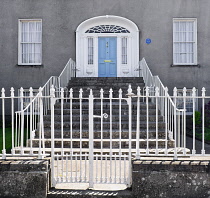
[
  {"x1": 79, "y1": 88, "x2": 83, "y2": 98},
  {"x1": 127, "y1": 84, "x2": 132, "y2": 95},
  {"x1": 109, "y1": 88, "x2": 113, "y2": 98},
  {"x1": 50, "y1": 85, "x2": 55, "y2": 97},
  {"x1": 10, "y1": 87, "x2": 15, "y2": 97},
  {"x1": 145, "y1": 86, "x2": 149, "y2": 96},
  {"x1": 100, "y1": 88, "x2": 104, "y2": 98},
  {"x1": 1, "y1": 88, "x2": 5, "y2": 97},
  {"x1": 173, "y1": 87, "x2": 177, "y2": 97},
  {"x1": 192, "y1": 87, "x2": 196, "y2": 97},
  {"x1": 137, "y1": 86, "x2": 141, "y2": 96},
  {"x1": 61, "y1": 87, "x2": 64, "y2": 98},
  {"x1": 119, "y1": 88, "x2": 122, "y2": 98},
  {"x1": 69, "y1": 88, "x2": 73, "y2": 98},
  {"x1": 202, "y1": 87, "x2": 206, "y2": 97},
  {"x1": 155, "y1": 87, "x2": 159, "y2": 96},
  {"x1": 183, "y1": 87, "x2": 187, "y2": 97},
  {"x1": 20, "y1": 87, "x2": 24, "y2": 97}
]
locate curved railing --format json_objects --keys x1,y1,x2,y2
[{"x1": 12, "y1": 58, "x2": 76, "y2": 158}]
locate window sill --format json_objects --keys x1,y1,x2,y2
[
  {"x1": 171, "y1": 64, "x2": 200, "y2": 68},
  {"x1": 17, "y1": 64, "x2": 44, "y2": 68}
]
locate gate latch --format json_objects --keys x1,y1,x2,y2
[{"x1": 93, "y1": 113, "x2": 108, "y2": 119}]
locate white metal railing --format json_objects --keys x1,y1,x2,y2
[
  {"x1": 1, "y1": 85, "x2": 210, "y2": 187},
  {"x1": 59, "y1": 58, "x2": 76, "y2": 88},
  {"x1": 140, "y1": 58, "x2": 166, "y2": 115},
  {"x1": 50, "y1": 86, "x2": 132, "y2": 188},
  {"x1": 24, "y1": 58, "x2": 76, "y2": 116},
  {"x1": 0, "y1": 58, "x2": 75, "y2": 159}
]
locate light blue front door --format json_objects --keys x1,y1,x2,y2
[{"x1": 98, "y1": 37, "x2": 117, "y2": 77}]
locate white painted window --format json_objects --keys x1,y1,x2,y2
[
  {"x1": 18, "y1": 19, "x2": 42, "y2": 65},
  {"x1": 122, "y1": 37, "x2": 128, "y2": 64},
  {"x1": 176, "y1": 89, "x2": 198, "y2": 115},
  {"x1": 173, "y1": 18, "x2": 197, "y2": 65},
  {"x1": 88, "y1": 37, "x2": 94, "y2": 65}
]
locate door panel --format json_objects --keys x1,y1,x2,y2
[{"x1": 98, "y1": 37, "x2": 117, "y2": 77}]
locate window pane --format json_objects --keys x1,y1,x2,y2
[
  {"x1": 88, "y1": 38, "x2": 94, "y2": 65},
  {"x1": 173, "y1": 19, "x2": 196, "y2": 65},
  {"x1": 122, "y1": 37, "x2": 127, "y2": 64},
  {"x1": 20, "y1": 20, "x2": 42, "y2": 64}
]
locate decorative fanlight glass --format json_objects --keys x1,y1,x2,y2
[{"x1": 85, "y1": 25, "x2": 130, "y2": 33}]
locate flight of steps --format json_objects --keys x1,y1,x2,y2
[{"x1": 26, "y1": 77, "x2": 175, "y2": 155}]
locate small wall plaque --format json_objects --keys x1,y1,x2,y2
[{"x1": 146, "y1": 38, "x2": 151, "y2": 44}]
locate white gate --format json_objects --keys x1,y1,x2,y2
[{"x1": 50, "y1": 87, "x2": 133, "y2": 189}]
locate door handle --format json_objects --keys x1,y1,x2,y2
[{"x1": 104, "y1": 60, "x2": 112, "y2": 62}]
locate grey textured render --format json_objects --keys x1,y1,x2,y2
[{"x1": 0, "y1": 0, "x2": 209, "y2": 94}]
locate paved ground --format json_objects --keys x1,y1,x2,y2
[{"x1": 186, "y1": 135, "x2": 210, "y2": 154}]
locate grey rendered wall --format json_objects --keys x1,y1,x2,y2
[{"x1": 0, "y1": 0, "x2": 210, "y2": 95}]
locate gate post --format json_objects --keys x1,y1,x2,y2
[{"x1": 89, "y1": 89, "x2": 94, "y2": 189}]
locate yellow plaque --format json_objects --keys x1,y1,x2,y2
[{"x1": 104, "y1": 60, "x2": 112, "y2": 62}]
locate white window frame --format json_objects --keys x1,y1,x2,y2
[
  {"x1": 87, "y1": 37, "x2": 94, "y2": 65},
  {"x1": 173, "y1": 18, "x2": 197, "y2": 65},
  {"x1": 121, "y1": 37, "x2": 128, "y2": 65},
  {"x1": 18, "y1": 19, "x2": 42, "y2": 65},
  {"x1": 176, "y1": 89, "x2": 198, "y2": 115}
]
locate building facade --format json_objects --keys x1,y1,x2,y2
[{"x1": 0, "y1": 0, "x2": 210, "y2": 95}]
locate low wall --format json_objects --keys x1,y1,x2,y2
[
  {"x1": 132, "y1": 160, "x2": 210, "y2": 198},
  {"x1": 0, "y1": 159, "x2": 50, "y2": 198}
]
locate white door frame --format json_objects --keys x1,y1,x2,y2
[{"x1": 76, "y1": 15, "x2": 139, "y2": 77}]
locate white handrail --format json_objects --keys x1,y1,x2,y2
[
  {"x1": 18, "y1": 58, "x2": 76, "y2": 115},
  {"x1": 139, "y1": 58, "x2": 183, "y2": 115}
]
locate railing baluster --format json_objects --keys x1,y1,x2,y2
[
  {"x1": 202, "y1": 87, "x2": 206, "y2": 155},
  {"x1": 136, "y1": 87, "x2": 141, "y2": 159},
  {"x1": 146, "y1": 87, "x2": 149, "y2": 155},
  {"x1": 192, "y1": 87, "x2": 196, "y2": 155},
  {"x1": 61, "y1": 87, "x2": 64, "y2": 178},
  {"x1": 89, "y1": 89, "x2": 94, "y2": 188},
  {"x1": 1, "y1": 88, "x2": 6, "y2": 159},
  {"x1": 50, "y1": 85, "x2": 56, "y2": 187},
  {"x1": 164, "y1": 88, "x2": 168, "y2": 155},
  {"x1": 183, "y1": 87, "x2": 187, "y2": 155},
  {"x1": 127, "y1": 85, "x2": 132, "y2": 187},
  {"x1": 155, "y1": 87, "x2": 159, "y2": 155},
  {"x1": 79, "y1": 88, "x2": 83, "y2": 182},
  {"x1": 100, "y1": 88, "x2": 104, "y2": 183},
  {"x1": 19, "y1": 87, "x2": 24, "y2": 155},
  {"x1": 119, "y1": 88, "x2": 122, "y2": 182},
  {"x1": 69, "y1": 88, "x2": 73, "y2": 154},
  {"x1": 109, "y1": 88, "x2": 113, "y2": 183},
  {"x1": 10, "y1": 87, "x2": 15, "y2": 155},
  {"x1": 66, "y1": 153, "x2": 68, "y2": 182}
]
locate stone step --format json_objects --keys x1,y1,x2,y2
[
  {"x1": 43, "y1": 121, "x2": 165, "y2": 130},
  {"x1": 68, "y1": 81, "x2": 145, "y2": 87},
  {"x1": 54, "y1": 102, "x2": 156, "y2": 109},
  {"x1": 29, "y1": 138, "x2": 175, "y2": 149},
  {"x1": 51, "y1": 108, "x2": 159, "y2": 116},
  {"x1": 38, "y1": 129, "x2": 166, "y2": 139},
  {"x1": 69, "y1": 77, "x2": 144, "y2": 83},
  {"x1": 43, "y1": 114, "x2": 164, "y2": 122}
]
